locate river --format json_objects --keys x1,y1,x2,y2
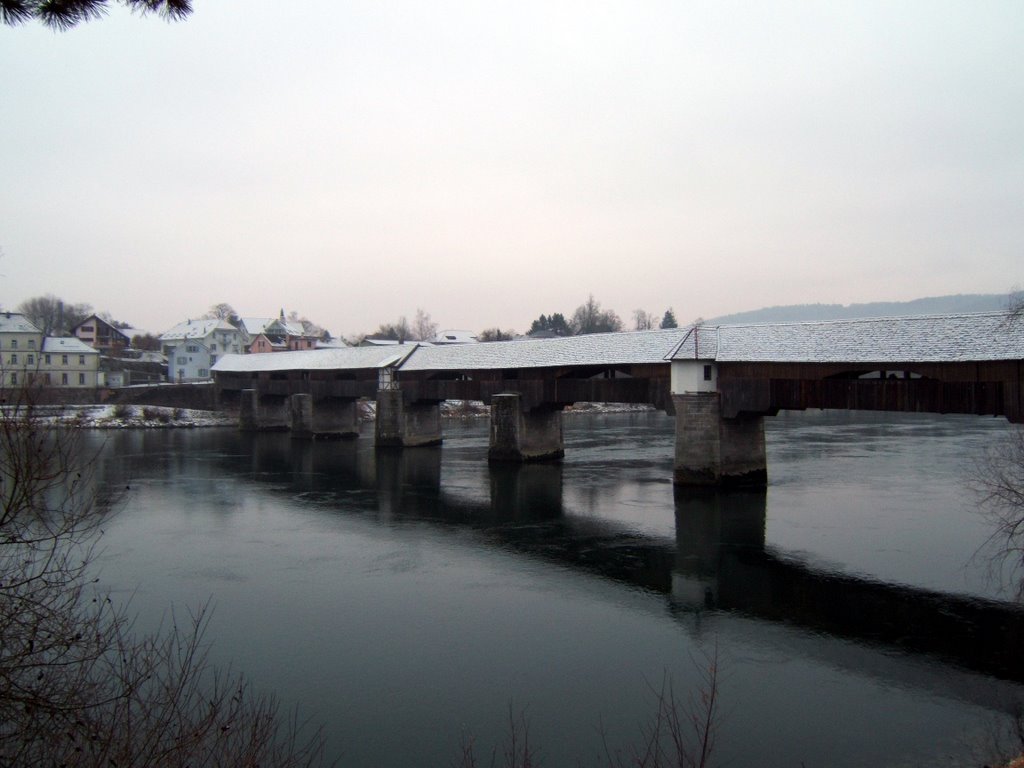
[{"x1": 89, "y1": 409, "x2": 1024, "y2": 767}]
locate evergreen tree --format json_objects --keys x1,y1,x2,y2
[
  {"x1": 1, "y1": 0, "x2": 190, "y2": 29},
  {"x1": 660, "y1": 308, "x2": 679, "y2": 329}
]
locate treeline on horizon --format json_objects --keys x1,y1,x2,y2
[{"x1": 5, "y1": 292, "x2": 1014, "y2": 350}]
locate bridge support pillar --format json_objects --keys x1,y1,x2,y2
[
  {"x1": 239, "y1": 389, "x2": 289, "y2": 432},
  {"x1": 374, "y1": 390, "x2": 443, "y2": 447},
  {"x1": 289, "y1": 394, "x2": 313, "y2": 438},
  {"x1": 488, "y1": 393, "x2": 564, "y2": 462},
  {"x1": 672, "y1": 393, "x2": 766, "y2": 487},
  {"x1": 302, "y1": 397, "x2": 360, "y2": 438},
  {"x1": 239, "y1": 389, "x2": 258, "y2": 431}
]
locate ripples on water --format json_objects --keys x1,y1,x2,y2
[{"x1": 93, "y1": 410, "x2": 1024, "y2": 767}]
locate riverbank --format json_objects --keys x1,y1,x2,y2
[
  {"x1": 9, "y1": 404, "x2": 236, "y2": 428},
  {"x1": 7, "y1": 399, "x2": 657, "y2": 429}
]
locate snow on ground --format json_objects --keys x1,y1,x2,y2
[
  {"x1": 4, "y1": 404, "x2": 236, "y2": 429},
  {"x1": 4, "y1": 400, "x2": 654, "y2": 431}
]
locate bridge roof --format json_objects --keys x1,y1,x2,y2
[
  {"x1": 212, "y1": 345, "x2": 415, "y2": 373},
  {"x1": 673, "y1": 311, "x2": 1024, "y2": 364},
  {"x1": 399, "y1": 328, "x2": 689, "y2": 371}
]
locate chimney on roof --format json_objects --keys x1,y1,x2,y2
[{"x1": 280, "y1": 308, "x2": 285, "y2": 320}]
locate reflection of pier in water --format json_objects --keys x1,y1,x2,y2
[{"x1": 245, "y1": 436, "x2": 1024, "y2": 710}]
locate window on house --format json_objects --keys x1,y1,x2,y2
[
  {"x1": 198, "y1": 369, "x2": 208, "y2": 377},
  {"x1": 10, "y1": 339, "x2": 17, "y2": 349},
  {"x1": 176, "y1": 356, "x2": 186, "y2": 365},
  {"x1": 61, "y1": 373, "x2": 68, "y2": 385},
  {"x1": 44, "y1": 373, "x2": 51, "y2": 384},
  {"x1": 9, "y1": 353, "x2": 17, "y2": 364},
  {"x1": 45, "y1": 354, "x2": 51, "y2": 364},
  {"x1": 9, "y1": 372, "x2": 16, "y2": 385},
  {"x1": 79, "y1": 373, "x2": 85, "y2": 385},
  {"x1": 28, "y1": 339, "x2": 35, "y2": 349},
  {"x1": 186, "y1": 345, "x2": 199, "y2": 353},
  {"x1": 703, "y1": 365, "x2": 713, "y2": 381},
  {"x1": 62, "y1": 355, "x2": 68, "y2": 365},
  {"x1": 211, "y1": 343, "x2": 217, "y2": 351},
  {"x1": 210, "y1": 354, "x2": 217, "y2": 364},
  {"x1": 79, "y1": 355, "x2": 85, "y2": 365},
  {"x1": 27, "y1": 354, "x2": 34, "y2": 365}
]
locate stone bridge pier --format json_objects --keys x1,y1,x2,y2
[
  {"x1": 488, "y1": 393, "x2": 565, "y2": 462},
  {"x1": 374, "y1": 389, "x2": 443, "y2": 447},
  {"x1": 288, "y1": 393, "x2": 360, "y2": 439},
  {"x1": 238, "y1": 389, "x2": 290, "y2": 431},
  {"x1": 672, "y1": 393, "x2": 767, "y2": 487}
]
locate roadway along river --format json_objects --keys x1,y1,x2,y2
[{"x1": 90, "y1": 409, "x2": 1024, "y2": 767}]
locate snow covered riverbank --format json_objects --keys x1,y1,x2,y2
[
  {"x1": 5, "y1": 404, "x2": 236, "y2": 429},
  {"x1": 5, "y1": 400, "x2": 656, "y2": 430}
]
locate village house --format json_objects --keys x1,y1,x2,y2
[
  {"x1": 160, "y1": 318, "x2": 244, "y2": 382},
  {"x1": 1, "y1": 312, "x2": 101, "y2": 389},
  {"x1": 241, "y1": 313, "x2": 323, "y2": 354},
  {"x1": 38, "y1": 337, "x2": 101, "y2": 388},
  {"x1": 71, "y1": 314, "x2": 131, "y2": 355}
]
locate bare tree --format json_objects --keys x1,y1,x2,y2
[
  {"x1": 633, "y1": 309, "x2": 655, "y2": 331},
  {"x1": 17, "y1": 294, "x2": 93, "y2": 336},
  {"x1": 478, "y1": 328, "x2": 515, "y2": 342},
  {"x1": 412, "y1": 308, "x2": 438, "y2": 342},
  {"x1": 571, "y1": 295, "x2": 623, "y2": 335},
  {"x1": 1, "y1": 0, "x2": 190, "y2": 29},
  {"x1": 0, "y1": 387, "x2": 325, "y2": 766},
  {"x1": 204, "y1": 302, "x2": 240, "y2": 325},
  {"x1": 973, "y1": 287, "x2": 1024, "y2": 598},
  {"x1": 974, "y1": 425, "x2": 1024, "y2": 598},
  {"x1": 369, "y1": 317, "x2": 412, "y2": 344}
]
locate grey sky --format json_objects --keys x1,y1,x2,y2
[{"x1": 1, "y1": 1, "x2": 1021, "y2": 337}]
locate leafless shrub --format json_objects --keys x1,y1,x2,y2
[
  {"x1": 973, "y1": 425, "x2": 1024, "y2": 599},
  {"x1": 112, "y1": 402, "x2": 134, "y2": 420},
  {"x1": 142, "y1": 405, "x2": 171, "y2": 423},
  {"x1": 603, "y1": 649, "x2": 720, "y2": 768},
  {"x1": 456, "y1": 650, "x2": 720, "y2": 768},
  {"x1": 456, "y1": 707, "x2": 536, "y2": 768},
  {"x1": 0, "y1": 388, "x2": 325, "y2": 766}
]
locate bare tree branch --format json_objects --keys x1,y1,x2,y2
[{"x1": 0, "y1": 384, "x2": 325, "y2": 766}]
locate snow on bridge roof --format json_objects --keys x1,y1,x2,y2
[
  {"x1": 399, "y1": 328, "x2": 689, "y2": 371},
  {"x1": 671, "y1": 311, "x2": 1024, "y2": 364},
  {"x1": 212, "y1": 345, "x2": 415, "y2": 373}
]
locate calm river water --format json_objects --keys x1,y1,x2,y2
[{"x1": 89, "y1": 410, "x2": 1024, "y2": 767}]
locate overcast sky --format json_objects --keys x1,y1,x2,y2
[{"x1": 1, "y1": 1, "x2": 1021, "y2": 337}]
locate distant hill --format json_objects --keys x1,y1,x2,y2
[{"x1": 707, "y1": 294, "x2": 1012, "y2": 326}]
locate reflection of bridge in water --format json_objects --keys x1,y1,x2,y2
[{"x1": 239, "y1": 435, "x2": 1024, "y2": 713}]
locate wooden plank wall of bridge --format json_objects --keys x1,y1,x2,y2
[
  {"x1": 718, "y1": 360, "x2": 1023, "y2": 423},
  {"x1": 216, "y1": 366, "x2": 675, "y2": 411},
  {"x1": 404, "y1": 376, "x2": 672, "y2": 410}
]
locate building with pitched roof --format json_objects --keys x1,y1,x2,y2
[
  {"x1": 70, "y1": 314, "x2": 131, "y2": 355},
  {"x1": 160, "y1": 318, "x2": 244, "y2": 382}
]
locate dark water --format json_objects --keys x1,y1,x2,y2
[{"x1": 89, "y1": 410, "x2": 1024, "y2": 767}]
